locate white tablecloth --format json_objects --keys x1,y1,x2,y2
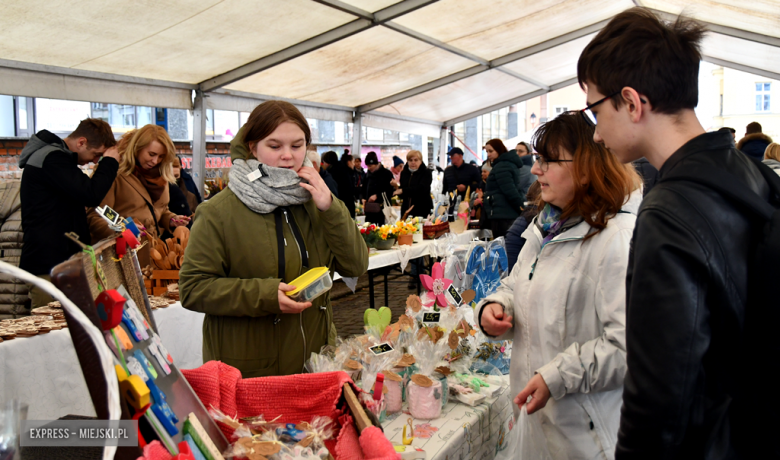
[
  {"x1": 0, "y1": 302, "x2": 204, "y2": 420},
  {"x1": 382, "y1": 376, "x2": 514, "y2": 460},
  {"x1": 334, "y1": 230, "x2": 480, "y2": 281}
]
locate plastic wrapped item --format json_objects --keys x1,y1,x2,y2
[
  {"x1": 465, "y1": 238, "x2": 509, "y2": 303},
  {"x1": 285, "y1": 267, "x2": 332, "y2": 302},
  {"x1": 406, "y1": 338, "x2": 449, "y2": 420},
  {"x1": 382, "y1": 370, "x2": 404, "y2": 414},
  {"x1": 432, "y1": 371, "x2": 449, "y2": 407}
]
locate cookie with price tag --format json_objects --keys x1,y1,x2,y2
[{"x1": 422, "y1": 312, "x2": 440, "y2": 323}]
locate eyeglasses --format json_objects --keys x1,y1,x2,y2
[
  {"x1": 580, "y1": 91, "x2": 647, "y2": 126},
  {"x1": 533, "y1": 155, "x2": 573, "y2": 172},
  {"x1": 580, "y1": 91, "x2": 620, "y2": 126}
]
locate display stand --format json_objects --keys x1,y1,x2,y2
[{"x1": 51, "y1": 237, "x2": 228, "y2": 459}]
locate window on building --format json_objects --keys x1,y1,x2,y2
[
  {"x1": 554, "y1": 106, "x2": 569, "y2": 118},
  {"x1": 756, "y1": 82, "x2": 771, "y2": 112}
]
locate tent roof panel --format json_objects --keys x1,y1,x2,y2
[
  {"x1": 74, "y1": 0, "x2": 355, "y2": 84},
  {"x1": 375, "y1": 69, "x2": 539, "y2": 121},
  {"x1": 644, "y1": 0, "x2": 780, "y2": 39},
  {"x1": 500, "y1": 34, "x2": 596, "y2": 86},
  {"x1": 224, "y1": 27, "x2": 475, "y2": 106},
  {"x1": 339, "y1": 0, "x2": 403, "y2": 12},
  {"x1": 393, "y1": 0, "x2": 632, "y2": 61},
  {"x1": 0, "y1": 0, "x2": 220, "y2": 69},
  {"x1": 702, "y1": 32, "x2": 780, "y2": 75}
]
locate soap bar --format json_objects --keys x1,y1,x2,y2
[{"x1": 455, "y1": 392, "x2": 486, "y2": 407}]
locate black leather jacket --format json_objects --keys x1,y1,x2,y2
[{"x1": 617, "y1": 132, "x2": 770, "y2": 459}]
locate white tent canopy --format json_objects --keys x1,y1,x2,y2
[{"x1": 2, "y1": 0, "x2": 778, "y2": 192}]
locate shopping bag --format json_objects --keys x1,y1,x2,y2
[
  {"x1": 495, "y1": 405, "x2": 553, "y2": 460},
  {"x1": 382, "y1": 193, "x2": 399, "y2": 223}
]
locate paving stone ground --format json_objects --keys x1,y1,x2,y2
[{"x1": 330, "y1": 268, "x2": 423, "y2": 338}]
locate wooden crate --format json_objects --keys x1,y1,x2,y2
[{"x1": 150, "y1": 269, "x2": 179, "y2": 296}]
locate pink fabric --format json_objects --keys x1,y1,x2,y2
[
  {"x1": 180, "y1": 361, "x2": 396, "y2": 459},
  {"x1": 137, "y1": 440, "x2": 173, "y2": 460}
]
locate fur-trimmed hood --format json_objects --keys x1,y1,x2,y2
[{"x1": 736, "y1": 132, "x2": 773, "y2": 151}]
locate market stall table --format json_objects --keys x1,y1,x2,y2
[
  {"x1": 336, "y1": 229, "x2": 481, "y2": 308},
  {"x1": 382, "y1": 375, "x2": 514, "y2": 459},
  {"x1": 0, "y1": 301, "x2": 204, "y2": 420}
]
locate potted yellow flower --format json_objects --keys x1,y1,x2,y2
[
  {"x1": 394, "y1": 220, "x2": 417, "y2": 246},
  {"x1": 375, "y1": 224, "x2": 398, "y2": 250}
]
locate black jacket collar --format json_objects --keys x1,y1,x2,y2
[{"x1": 659, "y1": 131, "x2": 735, "y2": 178}]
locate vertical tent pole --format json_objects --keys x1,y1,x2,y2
[
  {"x1": 439, "y1": 126, "x2": 448, "y2": 168},
  {"x1": 192, "y1": 91, "x2": 207, "y2": 198},
  {"x1": 351, "y1": 111, "x2": 362, "y2": 161}
]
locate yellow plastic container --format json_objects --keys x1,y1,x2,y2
[{"x1": 285, "y1": 267, "x2": 333, "y2": 302}]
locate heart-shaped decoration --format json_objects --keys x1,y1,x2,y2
[
  {"x1": 345, "y1": 359, "x2": 362, "y2": 370},
  {"x1": 383, "y1": 370, "x2": 403, "y2": 382},
  {"x1": 461, "y1": 290, "x2": 476, "y2": 305},
  {"x1": 364, "y1": 306, "x2": 392, "y2": 330},
  {"x1": 396, "y1": 354, "x2": 416, "y2": 367},
  {"x1": 435, "y1": 366, "x2": 453, "y2": 376},
  {"x1": 417, "y1": 326, "x2": 444, "y2": 344}
]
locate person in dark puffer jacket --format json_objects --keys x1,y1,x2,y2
[
  {"x1": 736, "y1": 121, "x2": 773, "y2": 161},
  {"x1": 483, "y1": 139, "x2": 527, "y2": 238}
]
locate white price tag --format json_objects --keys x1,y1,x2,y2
[{"x1": 247, "y1": 168, "x2": 263, "y2": 182}]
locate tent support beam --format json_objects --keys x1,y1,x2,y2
[
  {"x1": 192, "y1": 91, "x2": 208, "y2": 198},
  {"x1": 444, "y1": 77, "x2": 579, "y2": 126},
  {"x1": 310, "y1": 0, "x2": 373, "y2": 20},
  {"x1": 702, "y1": 56, "x2": 780, "y2": 82},
  {"x1": 358, "y1": 19, "x2": 607, "y2": 113},
  {"x1": 199, "y1": 0, "x2": 438, "y2": 92},
  {"x1": 351, "y1": 112, "x2": 362, "y2": 160}
]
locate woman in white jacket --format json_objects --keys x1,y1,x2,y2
[{"x1": 478, "y1": 112, "x2": 641, "y2": 460}]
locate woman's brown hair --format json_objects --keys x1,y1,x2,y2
[
  {"x1": 765, "y1": 143, "x2": 780, "y2": 162},
  {"x1": 485, "y1": 138, "x2": 508, "y2": 155},
  {"x1": 117, "y1": 124, "x2": 176, "y2": 182},
  {"x1": 532, "y1": 112, "x2": 640, "y2": 236},
  {"x1": 242, "y1": 101, "x2": 311, "y2": 157}
]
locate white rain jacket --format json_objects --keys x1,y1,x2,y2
[{"x1": 477, "y1": 191, "x2": 641, "y2": 460}]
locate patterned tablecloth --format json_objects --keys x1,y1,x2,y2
[{"x1": 382, "y1": 375, "x2": 515, "y2": 460}]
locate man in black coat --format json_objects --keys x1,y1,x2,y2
[
  {"x1": 322, "y1": 151, "x2": 355, "y2": 218},
  {"x1": 18, "y1": 118, "x2": 119, "y2": 307},
  {"x1": 441, "y1": 148, "x2": 481, "y2": 200},
  {"x1": 579, "y1": 8, "x2": 774, "y2": 458}
]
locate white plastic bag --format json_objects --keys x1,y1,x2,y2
[
  {"x1": 495, "y1": 405, "x2": 553, "y2": 460},
  {"x1": 382, "y1": 193, "x2": 398, "y2": 223}
]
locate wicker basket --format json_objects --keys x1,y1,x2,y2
[{"x1": 423, "y1": 222, "x2": 450, "y2": 239}]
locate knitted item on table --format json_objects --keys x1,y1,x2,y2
[
  {"x1": 407, "y1": 380, "x2": 443, "y2": 420},
  {"x1": 385, "y1": 380, "x2": 403, "y2": 414},
  {"x1": 182, "y1": 361, "x2": 396, "y2": 459}
]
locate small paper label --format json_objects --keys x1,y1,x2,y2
[
  {"x1": 446, "y1": 285, "x2": 462, "y2": 306},
  {"x1": 247, "y1": 168, "x2": 263, "y2": 182},
  {"x1": 97, "y1": 205, "x2": 122, "y2": 226},
  {"x1": 422, "y1": 312, "x2": 441, "y2": 323},
  {"x1": 369, "y1": 342, "x2": 395, "y2": 355}
]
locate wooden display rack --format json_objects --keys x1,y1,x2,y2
[{"x1": 50, "y1": 236, "x2": 227, "y2": 459}]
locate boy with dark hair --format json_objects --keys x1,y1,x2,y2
[
  {"x1": 578, "y1": 8, "x2": 775, "y2": 459},
  {"x1": 19, "y1": 118, "x2": 120, "y2": 307}
]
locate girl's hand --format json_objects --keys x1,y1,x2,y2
[
  {"x1": 170, "y1": 215, "x2": 191, "y2": 227},
  {"x1": 297, "y1": 166, "x2": 333, "y2": 211}
]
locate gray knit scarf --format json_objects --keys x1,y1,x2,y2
[{"x1": 228, "y1": 158, "x2": 312, "y2": 214}]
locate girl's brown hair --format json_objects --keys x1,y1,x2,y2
[
  {"x1": 485, "y1": 138, "x2": 508, "y2": 156},
  {"x1": 243, "y1": 101, "x2": 311, "y2": 156},
  {"x1": 532, "y1": 112, "x2": 640, "y2": 235},
  {"x1": 118, "y1": 124, "x2": 176, "y2": 182}
]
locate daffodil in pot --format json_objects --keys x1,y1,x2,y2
[
  {"x1": 375, "y1": 224, "x2": 398, "y2": 250},
  {"x1": 394, "y1": 220, "x2": 417, "y2": 246}
]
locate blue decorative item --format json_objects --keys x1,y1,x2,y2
[
  {"x1": 122, "y1": 311, "x2": 143, "y2": 341},
  {"x1": 466, "y1": 241, "x2": 509, "y2": 303},
  {"x1": 124, "y1": 217, "x2": 142, "y2": 237},
  {"x1": 276, "y1": 424, "x2": 307, "y2": 442}
]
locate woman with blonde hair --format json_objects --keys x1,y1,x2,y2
[
  {"x1": 763, "y1": 142, "x2": 780, "y2": 176},
  {"x1": 88, "y1": 124, "x2": 190, "y2": 243},
  {"x1": 394, "y1": 149, "x2": 433, "y2": 218}
]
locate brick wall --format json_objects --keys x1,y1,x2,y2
[{"x1": 0, "y1": 139, "x2": 26, "y2": 180}]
